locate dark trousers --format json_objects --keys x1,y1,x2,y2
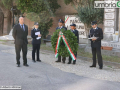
[
  {"x1": 69, "y1": 52, "x2": 77, "y2": 63},
  {"x1": 15, "y1": 44, "x2": 27, "y2": 65},
  {"x1": 92, "y1": 47, "x2": 103, "y2": 67},
  {"x1": 58, "y1": 42, "x2": 66, "y2": 62},
  {"x1": 58, "y1": 56, "x2": 66, "y2": 62},
  {"x1": 32, "y1": 44, "x2": 40, "y2": 60}
]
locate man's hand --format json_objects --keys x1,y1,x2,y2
[
  {"x1": 92, "y1": 38, "x2": 96, "y2": 41},
  {"x1": 38, "y1": 34, "x2": 42, "y2": 37}
]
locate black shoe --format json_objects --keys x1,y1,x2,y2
[
  {"x1": 62, "y1": 59, "x2": 65, "y2": 64},
  {"x1": 90, "y1": 65, "x2": 96, "y2": 67},
  {"x1": 23, "y1": 64, "x2": 29, "y2": 67},
  {"x1": 37, "y1": 60, "x2": 41, "y2": 62},
  {"x1": 62, "y1": 58, "x2": 66, "y2": 61},
  {"x1": 67, "y1": 62, "x2": 71, "y2": 64},
  {"x1": 55, "y1": 60, "x2": 61, "y2": 62},
  {"x1": 63, "y1": 61, "x2": 65, "y2": 64},
  {"x1": 32, "y1": 60, "x2": 36, "y2": 62},
  {"x1": 73, "y1": 60, "x2": 76, "y2": 65},
  {"x1": 99, "y1": 66, "x2": 103, "y2": 69},
  {"x1": 17, "y1": 64, "x2": 20, "y2": 67}
]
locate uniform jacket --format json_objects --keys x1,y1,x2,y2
[
  {"x1": 56, "y1": 26, "x2": 67, "y2": 30},
  {"x1": 56, "y1": 26, "x2": 67, "y2": 46},
  {"x1": 71, "y1": 29, "x2": 79, "y2": 43},
  {"x1": 31, "y1": 28, "x2": 41, "y2": 44},
  {"x1": 12, "y1": 24, "x2": 28, "y2": 45},
  {"x1": 89, "y1": 27, "x2": 103, "y2": 48}
]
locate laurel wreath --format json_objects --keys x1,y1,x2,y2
[{"x1": 51, "y1": 29, "x2": 78, "y2": 57}]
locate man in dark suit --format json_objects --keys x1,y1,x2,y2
[
  {"x1": 89, "y1": 21, "x2": 103, "y2": 69},
  {"x1": 68, "y1": 24, "x2": 79, "y2": 65},
  {"x1": 31, "y1": 22, "x2": 42, "y2": 62},
  {"x1": 56, "y1": 19, "x2": 67, "y2": 63},
  {"x1": 12, "y1": 17, "x2": 29, "y2": 67}
]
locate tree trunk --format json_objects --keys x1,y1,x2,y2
[
  {"x1": 0, "y1": 8, "x2": 4, "y2": 36},
  {"x1": 84, "y1": 24, "x2": 91, "y2": 46},
  {"x1": 6, "y1": 10, "x2": 12, "y2": 34}
]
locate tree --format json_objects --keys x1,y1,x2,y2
[
  {"x1": 64, "y1": 0, "x2": 104, "y2": 35},
  {"x1": 17, "y1": 0, "x2": 60, "y2": 38},
  {"x1": 0, "y1": 0, "x2": 14, "y2": 34},
  {"x1": 0, "y1": 0, "x2": 21, "y2": 28},
  {"x1": 17, "y1": 0, "x2": 60, "y2": 14},
  {"x1": 0, "y1": 0, "x2": 14, "y2": 9},
  {"x1": 0, "y1": 8, "x2": 4, "y2": 36},
  {"x1": 64, "y1": 0, "x2": 96, "y2": 6},
  {"x1": 39, "y1": 19, "x2": 53, "y2": 38},
  {"x1": 77, "y1": 5, "x2": 104, "y2": 35}
]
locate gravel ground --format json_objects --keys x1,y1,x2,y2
[{"x1": 1, "y1": 44, "x2": 120, "y2": 82}]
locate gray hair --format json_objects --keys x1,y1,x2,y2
[{"x1": 19, "y1": 17, "x2": 24, "y2": 20}]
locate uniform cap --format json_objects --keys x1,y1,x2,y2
[
  {"x1": 59, "y1": 19, "x2": 64, "y2": 23},
  {"x1": 34, "y1": 22, "x2": 39, "y2": 25},
  {"x1": 91, "y1": 21, "x2": 97, "y2": 25},
  {"x1": 70, "y1": 23, "x2": 76, "y2": 27}
]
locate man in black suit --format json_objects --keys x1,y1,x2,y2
[
  {"x1": 56, "y1": 19, "x2": 67, "y2": 63},
  {"x1": 12, "y1": 17, "x2": 29, "y2": 67},
  {"x1": 31, "y1": 22, "x2": 42, "y2": 62},
  {"x1": 68, "y1": 24, "x2": 79, "y2": 65},
  {"x1": 89, "y1": 21, "x2": 103, "y2": 69}
]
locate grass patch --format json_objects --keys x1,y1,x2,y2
[
  {"x1": 28, "y1": 44, "x2": 54, "y2": 51},
  {"x1": 78, "y1": 48, "x2": 92, "y2": 58},
  {"x1": 102, "y1": 55, "x2": 120, "y2": 63},
  {"x1": 40, "y1": 44, "x2": 54, "y2": 51},
  {"x1": 0, "y1": 40, "x2": 8, "y2": 45},
  {"x1": 0, "y1": 40, "x2": 7, "y2": 42},
  {"x1": 28, "y1": 44, "x2": 32, "y2": 47},
  {"x1": 78, "y1": 48, "x2": 120, "y2": 63},
  {"x1": 107, "y1": 66, "x2": 112, "y2": 68}
]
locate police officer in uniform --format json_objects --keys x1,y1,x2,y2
[
  {"x1": 31, "y1": 22, "x2": 42, "y2": 62},
  {"x1": 89, "y1": 21, "x2": 103, "y2": 69},
  {"x1": 68, "y1": 24, "x2": 79, "y2": 65},
  {"x1": 56, "y1": 19, "x2": 67, "y2": 63}
]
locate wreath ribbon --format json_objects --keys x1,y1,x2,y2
[{"x1": 55, "y1": 31, "x2": 76, "y2": 61}]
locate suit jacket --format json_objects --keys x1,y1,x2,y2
[
  {"x1": 56, "y1": 26, "x2": 67, "y2": 30},
  {"x1": 31, "y1": 28, "x2": 41, "y2": 44},
  {"x1": 12, "y1": 24, "x2": 28, "y2": 45},
  {"x1": 71, "y1": 29, "x2": 79, "y2": 43},
  {"x1": 88, "y1": 27, "x2": 103, "y2": 48}
]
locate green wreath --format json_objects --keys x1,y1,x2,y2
[{"x1": 51, "y1": 29, "x2": 78, "y2": 57}]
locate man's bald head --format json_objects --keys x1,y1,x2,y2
[{"x1": 19, "y1": 17, "x2": 24, "y2": 25}]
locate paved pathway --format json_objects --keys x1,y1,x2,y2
[{"x1": 0, "y1": 44, "x2": 120, "y2": 90}]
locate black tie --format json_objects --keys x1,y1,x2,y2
[{"x1": 21, "y1": 25, "x2": 24, "y2": 31}]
